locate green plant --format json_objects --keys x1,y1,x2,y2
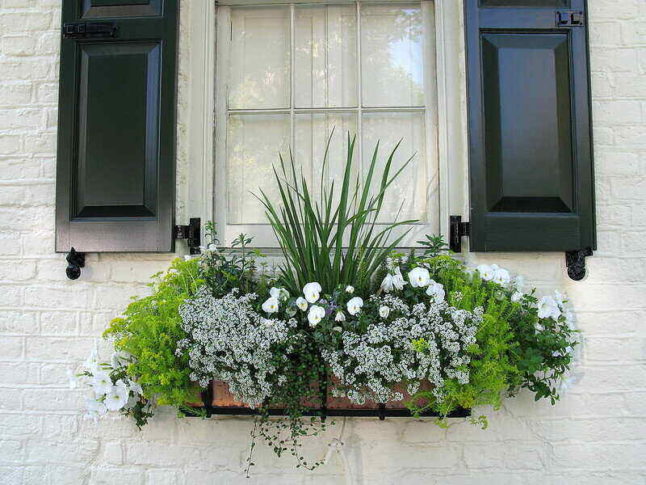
[
  {"x1": 257, "y1": 133, "x2": 415, "y2": 295},
  {"x1": 104, "y1": 258, "x2": 204, "y2": 413}
]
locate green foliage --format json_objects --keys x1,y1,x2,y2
[
  {"x1": 104, "y1": 258, "x2": 204, "y2": 410},
  {"x1": 257, "y1": 133, "x2": 415, "y2": 295}
]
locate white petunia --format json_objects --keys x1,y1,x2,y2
[
  {"x1": 129, "y1": 380, "x2": 143, "y2": 396},
  {"x1": 347, "y1": 297, "x2": 364, "y2": 316},
  {"x1": 335, "y1": 311, "x2": 346, "y2": 322},
  {"x1": 85, "y1": 397, "x2": 107, "y2": 421},
  {"x1": 476, "y1": 264, "x2": 495, "y2": 281},
  {"x1": 537, "y1": 296, "x2": 561, "y2": 320},
  {"x1": 261, "y1": 297, "x2": 279, "y2": 314},
  {"x1": 381, "y1": 273, "x2": 394, "y2": 293},
  {"x1": 295, "y1": 296, "x2": 308, "y2": 312},
  {"x1": 84, "y1": 348, "x2": 100, "y2": 374},
  {"x1": 493, "y1": 267, "x2": 511, "y2": 286},
  {"x1": 392, "y1": 267, "x2": 406, "y2": 290},
  {"x1": 425, "y1": 280, "x2": 446, "y2": 304},
  {"x1": 408, "y1": 267, "x2": 431, "y2": 288},
  {"x1": 104, "y1": 380, "x2": 129, "y2": 412},
  {"x1": 511, "y1": 291, "x2": 523, "y2": 303},
  {"x1": 303, "y1": 282, "x2": 322, "y2": 304},
  {"x1": 308, "y1": 305, "x2": 326, "y2": 327},
  {"x1": 91, "y1": 371, "x2": 113, "y2": 396},
  {"x1": 554, "y1": 290, "x2": 566, "y2": 307},
  {"x1": 379, "y1": 306, "x2": 390, "y2": 319},
  {"x1": 345, "y1": 285, "x2": 354, "y2": 294}
]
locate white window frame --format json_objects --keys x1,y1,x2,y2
[{"x1": 181, "y1": 0, "x2": 468, "y2": 248}]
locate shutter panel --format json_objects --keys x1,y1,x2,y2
[
  {"x1": 464, "y1": 0, "x2": 595, "y2": 252},
  {"x1": 55, "y1": 0, "x2": 178, "y2": 252}
]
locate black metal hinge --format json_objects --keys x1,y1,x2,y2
[
  {"x1": 62, "y1": 21, "x2": 117, "y2": 39},
  {"x1": 556, "y1": 10, "x2": 584, "y2": 28},
  {"x1": 449, "y1": 216, "x2": 470, "y2": 254},
  {"x1": 65, "y1": 248, "x2": 85, "y2": 280},
  {"x1": 175, "y1": 218, "x2": 201, "y2": 255}
]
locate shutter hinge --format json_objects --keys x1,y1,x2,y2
[
  {"x1": 174, "y1": 218, "x2": 201, "y2": 255},
  {"x1": 449, "y1": 216, "x2": 470, "y2": 254},
  {"x1": 65, "y1": 248, "x2": 86, "y2": 280},
  {"x1": 62, "y1": 21, "x2": 118, "y2": 39},
  {"x1": 565, "y1": 247, "x2": 593, "y2": 281},
  {"x1": 556, "y1": 10, "x2": 584, "y2": 28}
]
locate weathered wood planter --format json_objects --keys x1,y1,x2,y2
[{"x1": 190, "y1": 380, "x2": 470, "y2": 419}]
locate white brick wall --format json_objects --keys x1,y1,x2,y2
[{"x1": 0, "y1": 1, "x2": 645, "y2": 484}]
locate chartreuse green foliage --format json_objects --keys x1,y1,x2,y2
[{"x1": 104, "y1": 258, "x2": 204, "y2": 410}]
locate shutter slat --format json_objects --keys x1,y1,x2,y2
[
  {"x1": 55, "y1": 0, "x2": 178, "y2": 253},
  {"x1": 465, "y1": 0, "x2": 596, "y2": 252}
]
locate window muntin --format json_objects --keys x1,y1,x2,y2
[{"x1": 215, "y1": 2, "x2": 438, "y2": 246}]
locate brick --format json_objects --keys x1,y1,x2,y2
[
  {"x1": 40, "y1": 311, "x2": 77, "y2": 335},
  {"x1": 25, "y1": 337, "x2": 94, "y2": 361},
  {"x1": 0, "y1": 336, "x2": 23, "y2": 360},
  {"x1": 0, "y1": 311, "x2": 38, "y2": 335},
  {"x1": 24, "y1": 286, "x2": 91, "y2": 310}
]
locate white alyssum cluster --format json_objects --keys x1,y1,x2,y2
[
  {"x1": 323, "y1": 294, "x2": 482, "y2": 405},
  {"x1": 178, "y1": 288, "x2": 297, "y2": 407}
]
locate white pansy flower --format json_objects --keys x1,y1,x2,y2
[
  {"x1": 493, "y1": 267, "x2": 511, "y2": 286},
  {"x1": 270, "y1": 287, "x2": 290, "y2": 302},
  {"x1": 511, "y1": 291, "x2": 523, "y2": 303},
  {"x1": 308, "y1": 305, "x2": 326, "y2": 327},
  {"x1": 408, "y1": 267, "x2": 431, "y2": 288},
  {"x1": 425, "y1": 280, "x2": 446, "y2": 304},
  {"x1": 476, "y1": 264, "x2": 495, "y2": 281},
  {"x1": 335, "y1": 311, "x2": 346, "y2": 322},
  {"x1": 295, "y1": 297, "x2": 308, "y2": 312},
  {"x1": 261, "y1": 297, "x2": 279, "y2": 314},
  {"x1": 303, "y1": 282, "x2": 322, "y2": 303},
  {"x1": 104, "y1": 380, "x2": 129, "y2": 412},
  {"x1": 345, "y1": 285, "x2": 354, "y2": 294},
  {"x1": 91, "y1": 371, "x2": 113, "y2": 396},
  {"x1": 537, "y1": 296, "x2": 561, "y2": 320},
  {"x1": 379, "y1": 306, "x2": 390, "y2": 319},
  {"x1": 347, "y1": 297, "x2": 364, "y2": 316},
  {"x1": 85, "y1": 398, "x2": 107, "y2": 421}
]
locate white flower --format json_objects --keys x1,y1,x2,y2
[
  {"x1": 554, "y1": 290, "x2": 566, "y2": 307},
  {"x1": 104, "y1": 380, "x2": 129, "y2": 411},
  {"x1": 476, "y1": 264, "x2": 495, "y2": 281},
  {"x1": 84, "y1": 348, "x2": 100, "y2": 374},
  {"x1": 537, "y1": 296, "x2": 561, "y2": 320},
  {"x1": 295, "y1": 297, "x2": 308, "y2": 312},
  {"x1": 270, "y1": 287, "x2": 289, "y2": 302},
  {"x1": 425, "y1": 280, "x2": 446, "y2": 303},
  {"x1": 308, "y1": 305, "x2": 326, "y2": 327},
  {"x1": 347, "y1": 297, "x2": 364, "y2": 316},
  {"x1": 85, "y1": 398, "x2": 107, "y2": 421},
  {"x1": 408, "y1": 267, "x2": 431, "y2": 288},
  {"x1": 379, "y1": 306, "x2": 390, "y2": 319},
  {"x1": 303, "y1": 282, "x2": 322, "y2": 304},
  {"x1": 381, "y1": 273, "x2": 394, "y2": 292},
  {"x1": 493, "y1": 267, "x2": 511, "y2": 286},
  {"x1": 335, "y1": 311, "x2": 346, "y2": 322},
  {"x1": 129, "y1": 380, "x2": 143, "y2": 396},
  {"x1": 511, "y1": 291, "x2": 523, "y2": 303},
  {"x1": 514, "y1": 275, "x2": 525, "y2": 291},
  {"x1": 392, "y1": 267, "x2": 406, "y2": 290},
  {"x1": 345, "y1": 285, "x2": 354, "y2": 294},
  {"x1": 91, "y1": 371, "x2": 113, "y2": 396},
  {"x1": 261, "y1": 297, "x2": 279, "y2": 314}
]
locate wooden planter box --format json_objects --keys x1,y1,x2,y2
[{"x1": 190, "y1": 380, "x2": 470, "y2": 419}]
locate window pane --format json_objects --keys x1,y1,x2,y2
[
  {"x1": 362, "y1": 112, "x2": 428, "y2": 222},
  {"x1": 294, "y1": 5, "x2": 357, "y2": 108},
  {"x1": 227, "y1": 114, "x2": 290, "y2": 224},
  {"x1": 361, "y1": 4, "x2": 424, "y2": 107},
  {"x1": 294, "y1": 112, "x2": 358, "y2": 202},
  {"x1": 229, "y1": 7, "x2": 290, "y2": 109}
]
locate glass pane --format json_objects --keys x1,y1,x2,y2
[
  {"x1": 227, "y1": 114, "x2": 290, "y2": 224},
  {"x1": 294, "y1": 112, "x2": 358, "y2": 203},
  {"x1": 361, "y1": 4, "x2": 424, "y2": 107},
  {"x1": 362, "y1": 112, "x2": 428, "y2": 223},
  {"x1": 229, "y1": 7, "x2": 290, "y2": 109},
  {"x1": 294, "y1": 5, "x2": 357, "y2": 108}
]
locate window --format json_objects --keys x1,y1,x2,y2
[{"x1": 214, "y1": 1, "x2": 439, "y2": 246}]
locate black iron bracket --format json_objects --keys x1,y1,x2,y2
[
  {"x1": 65, "y1": 248, "x2": 86, "y2": 280},
  {"x1": 449, "y1": 216, "x2": 470, "y2": 253},
  {"x1": 565, "y1": 248, "x2": 593, "y2": 281},
  {"x1": 175, "y1": 218, "x2": 201, "y2": 255}
]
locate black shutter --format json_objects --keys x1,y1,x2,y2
[
  {"x1": 464, "y1": 0, "x2": 595, "y2": 252},
  {"x1": 55, "y1": 0, "x2": 179, "y2": 252}
]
